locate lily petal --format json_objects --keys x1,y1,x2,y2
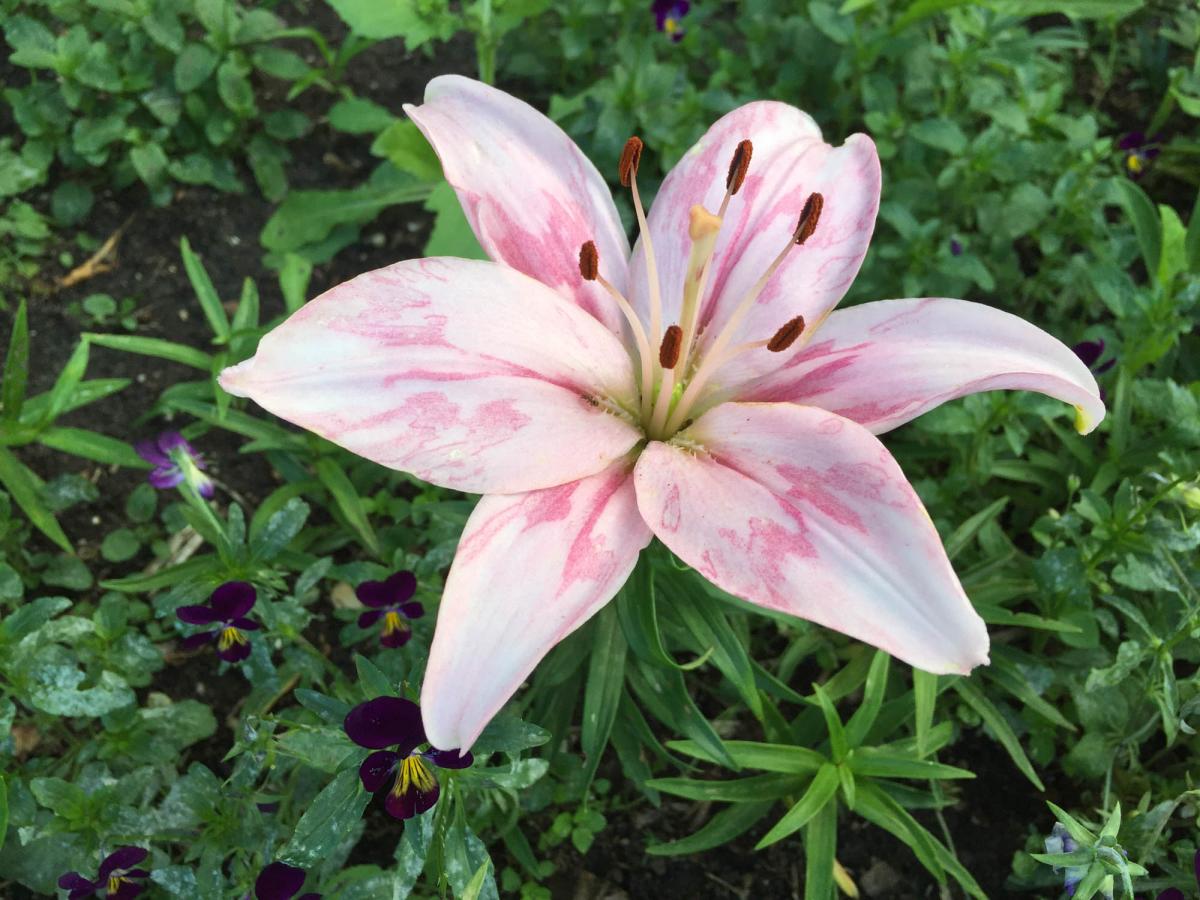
[
  {"x1": 220, "y1": 257, "x2": 642, "y2": 494},
  {"x1": 630, "y1": 102, "x2": 879, "y2": 383},
  {"x1": 405, "y1": 75, "x2": 630, "y2": 333},
  {"x1": 634, "y1": 402, "x2": 989, "y2": 674},
  {"x1": 421, "y1": 459, "x2": 651, "y2": 750},
  {"x1": 737, "y1": 298, "x2": 1106, "y2": 434}
]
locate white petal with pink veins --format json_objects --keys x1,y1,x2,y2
[
  {"x1": 220, "y1": 257, "x2": 642, "y2": 494},
  {"x1": 406, "y1": 75, "x2": 631, "y2": 334},
  {"x1": 736, "y1": 298, "x2": 1106, "y2": 434},
  {"x1": 421, "y1": 460, "x2": 651, "y2": 750},
  {"x1": 634, "y1": 402, "x2": 989, "y2": 675},
  {"x1": 628, "y1": 102, "x2": 879, "y2": 382}
]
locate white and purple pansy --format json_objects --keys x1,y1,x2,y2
[
  {"x1": 134, "y1": 431, "x2": 214, "y2": 499},
  {"x1": 343, "y1": 696, "x2": 472, "y2": 820},
  {"x1": 176, "y1": 581, "x2": 261, "y2": 663},
  {"x1": 58, "y1": 846, "x2": 149, "y2": 900},
  {"x1": 355, "y1": 570, "x2": 425, "y2": 648}
]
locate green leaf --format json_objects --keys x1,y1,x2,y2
[
  {"x1": 0, "y1": 775, "x2": 7, "y2": 851},
  {"x1": 180, "y1": 237, "x2": 230, "y2": 343},
  {"x1": 804, "y1": 796, "x2": 838, "y2": 900},
  {"x1": 423, "y1": 182, "x2": 486, "y2": 259},
  {"x1": 216, "y1": 58, "x2": 256, "y2": 117},
  {"x1": 30, "y1": 777, "x2": 86, "y2": 819},
  {"x1": 372, "y1": 120, "x2": 441, "y2": 180},
  {"x1": 1185, "y1": 190, "x2": 1200, "y2": 274},
  {"x1": 952, "y1": 678, "x2": 1043, "y2": 790},
  {"x1": 130, "y1": 144, "x2": 169, "y2": 190},
  {"x1": 1157, "y1": 203, "x2": 1187, "y2": 287},
  {"x1": 581, "y1": 603, "x2": 626, "y2": 787},
  {"x1": 231, "y1": 277, "x2": 260, "y2": 338},
  {"x1": 278, "y1": 253, "x2": 313, "y2": 314},
  {"x1": 756, "y1": 763, "x2": 839, "y2": 849},
  {"x1": 38, "y1": 428, "x2": 145, "y2": 468},
  {"x1": 629, "y1": 661, "x2": 737, "y2": 770},
  {"x1": 813, "y1": 684, "x2": 848, "y2": 762},
  {"x1": 101, "y1": 555, "x2": 218, "y2": 593},
  {"x1": 314, "y1": 458, "x2": 379, "y2": 554},
  {"x1": 101, "y1": 528, "x2": 140, "y2": 563},
  {"x1": 26, "y1": 664, "x2": 133, "y2": 717},
  {"x1": 324, "y1": 0, "x2": 452, "y2": 44},
  {"x1": 0, "y1": 446, "x2": 72, "y2": 551},
  {"x1": 50, "y1": 182, "x2": 94, "y2": 226},
  {"x1": 260, "y1": 167, "x2": 432, "y2": 254},
  {"x1": 1115, "y1": 178, "x2": 1162, "y2": 277},
  {"x1": 2, "y1": 299, "x2": 29, "y2": 422},
  {"x1": 282, "y1": 768, "x2": 370, "y2": 867},
  {"x1": 668, "y1": 739, "x2": 826, "y2": 773},
  {"x1": 354, "y1": 653, "x2": 394, "y2": 698},
  {"x1": 648, "y1": 773, "x2": 809, "y2": 803},
  {"x1": 5, "y1": 16, "x2": 58, "y2": 68},
  {"x1": 647, "y1": 800, "x2": 773, "y2": 856},
  {"x1": 909, "y1": 119, "x2": 968, "y2": 154},
  {"x1": 844, "y1": 650, "x2": 889, "y2": 746},
  {"x1": 945, "y1": 497, "x2": 1009, "y2": 560},
  {"x1": 331, "y1": 97, "x2": 396, "y2": 134},
  {"x1": 37, "y1": 340, "x2": 90, "y2": 427},
  {"x1": 175, "y1": 43, "x2": 218, "y2": 92},
  {"x1": 846, "y1": 750, "x2": 974, "y2": 780},
  {"x1": 85, "y1": 333, "x2": 212, "y2": 370}
]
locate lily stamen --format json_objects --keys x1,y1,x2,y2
[
  {"x1": 665, "y1": 193, "x2": 823, "y2": 435},
  {"x1": 621, "y1": 136, "x2": 665, "y2": 356},
  {"x1": 580, "y1": 240, "x2": 655, "y2": 419}
]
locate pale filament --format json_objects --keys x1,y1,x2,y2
[{"x1": 596, "y1": 271, "x2": 655, "y2": 421}]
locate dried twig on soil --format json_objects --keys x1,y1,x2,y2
[{"x1": 58, "y1": 216, "x2": 134, "y2": 289}]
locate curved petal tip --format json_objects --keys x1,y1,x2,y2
[{"x1": 218, "y1": 358, "x2": 255, "y2": 398}]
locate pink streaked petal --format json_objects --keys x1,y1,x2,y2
[
  {"x1": 736, "y1": 298, "x2": 1106, "y2": 435},
  {"x1": 629, "y1": 103, "x2": 879, "y2": 388},
  {"x1": 421, "y1": 460, "x2": 652, "y2": 751},
  {"x1": 405, "y1": 75, "x2": 630, "y2": 333},
  {"x1": 634, "y1": 402, "x2": 989, "y2": 675},
  {"x1": 220, "y1": 258, "x2": 642, "y2": 494}
]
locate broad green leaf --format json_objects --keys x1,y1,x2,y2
[
  {"x1": 180, "y1": 237, "x2": 230, "y2": 342},
  {"x1": 0, "y1": 446, "x2": 71, "y2": 551},
  {"x1": 1115, "y1": 178, "x2": 1162, "y2": 277},
  {"x1": 278, "y1": 253, "x2": 313, "y2": 313},
  {"x1": 423, "y1": 182, "x2": 486, "y2": 259},
  {"x1": 354, "y1": 653, "x2": 394, "y2": 698},
  {"x1": 756, "y1": 763, "x2": 839, "y2": 849},
  {"x1": 282, "y1": 768, "x2": 370, "y2": 867},
  {"x1": 581, "y1": 603, "x2": 626, "y2": 788},
  {"x1": 0, "y1": 775, "x2": 7, "y2": 851},
  {"x1": 952, "y1": 678, "x2": 1043, "y2": 790},
  {"x1": 1157, "y1": 203, "x2": 1187, "y2": 287},
  {"x1": 331, "y1": 97, "x2": 397, "y2": 134},
  {"x1": 38, "y1": 428, "x2": 145, "y2": 468},
  {"x1": 373, "y1": 120, "x2": 442, "y2": 180},
  {"x1": 1185, "y1": 190, "x2": 1200, "y2": 274},
  {"x1": 175, "y1": 42, "x2": 218, "y2": 91}
]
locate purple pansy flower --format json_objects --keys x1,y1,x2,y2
[
  {"x1": 135, "y1": 431, "x2": 214, "y2": 499},
  {"x1": 1072, "y1": 339, "x2": 1115, "y2": 401},
  {"x1": 652, "y1": 0, "x2": 689, "y2": 41},
  {"x1": 343, "y1": 696, "x2": 473, "y2": 819},
  {"x1": 356, "y1": 571, "x2": 424, "y2": 648},
  {"x1": 176, "y1": 581, "x2": 260, "y2": 663},
  {"x1": 1155, "y1": 848, "x2": 1200, "y2": 900},
  {"x1": 58, "y1": 847, "x2": 149, "y2": 900},
  {"x1": 254, "y1": 862, "x2": 321, "y2": 900},
  {"x1": 1044, "y1": 824, "x2": 1089, "y2": 897},
  {"x1": 1117, "y1": 131, "x2": 1162, "y2": 179},
  {"x1": 950, "y1": 238, "x2": 963, "y2": 256}
]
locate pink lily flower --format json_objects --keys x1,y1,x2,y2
[{"x1": 220, "y1": 76, "x2": 1104, "y2": 751}]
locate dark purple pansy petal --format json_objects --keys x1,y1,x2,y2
[
  {"x1": 57, "y1": 872, "x2": 95, "y2": 892},
  {"x1": 176, "y1": 604, "x2": 219, "y2": 625},
  {"x1": 1157, "y1": 889, "x2": 1185, "y2": 900},
  {"x1": 343, "y1": 696, "x2": 425, "y2": 751},
  {"x1": 1072, "y1": 339, "x2": 1105, "y2": 368},
  {"x1": 950, "y1": 238, "x2": 963, "y2": 256},
  {"x1": 109, "y1": 878, "x2": 147, "y2": 900},
  {"x1": 426, "y1": 748, "x2": 474, "y2": 769},
  {"x1": 148, "y1": 467, "x2": 185, "y2": 490},
  {"x1": 257, "y1": 802, "x2": 280, "y2": 814},
  {"x1": 99, "y1": 847, "x2": 148, "y2": 879},
  {"x1": 383, "y1": 781, "x2": 439, "y2": 819},
  {"x1": 355, "y1": 580, "x2": 391, "y2": 609},
  {"x1": 255, "y1": 861, "x2": 307, "y2": 900},
  {"x1": 68, "y1": 887, "x2": 98, "y2": 900},
  {"x1": 230, "y1": 617, "x2": 261, "y2": 631},
  {"x1": 357, "y1": 610, "x2": 384, "y2": 629},
  {"x1": 380, "y1": 627, "x2": 412, "y2": 649},
  {"x1": 217, "y1": 639, "x2": 253, "y2": 663},
  {"x1": 1118, "y1": 131, "x2": 1146, "y2": 150},
  {"x1": 384, "y1": 570, "x2": 417, "y2": 604},
  {"x1": 134, "y1": 440, "x2": 171, "y2": 466},
  {"x1": 359, "y1": 750, "x2": 400, "y2": 792},
  {"x1": 210, "y1": 580, "x2": 256, "y2": 619},
  {"x1": 298, "y1": 893, "x2": 322, "y2": 900},
  {"x1": 196, "y1": 476, "x2": 216, "y2": 500},
  {"x1": 156, "y1": 431, "x2": 191, "y2": 454},
  {"x1": 399, "y1": 602, "x2": 425, "y2": 620},
  {"x1": 1094, "y1": 357, "x2": 1116, "y2": 375},
  {"x1": 180, "y1": 631, "x2": 217, "y2": 651}
]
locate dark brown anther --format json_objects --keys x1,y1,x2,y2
[
  {"x1": 767, "y1": 316, "x2": 806, "y2": 352},
  {"x1": 793, "y1": 192, "x2": 824, "y2": 245},
  {"x1": 619, "y1": 136, "x2": 644, "y2": 187},
  {"x1": 659, "y1": 324, "x2": 683, "y2": 369},
  {"x1": 579, "y1": 241, "x2": 599, "y2": 281},
  {"x1": 725, "y1": 139, "x2": 753, "y2": 194}
]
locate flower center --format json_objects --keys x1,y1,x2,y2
[
  {"x1": 218, "y1": 626, "x2": 247, "y2": 651},
  {"x1": 580, "y1": 136, "x2": 824, "y2": 441},
  {"x1": 394, "y1": 754, "x2": 437, "y2": 797},
  {"x1": 107, "y1": 875, "x2": 129, "y2": 893},
  {"x1": 382, "y1": 610, "x2": 407, "y2": 636}
]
